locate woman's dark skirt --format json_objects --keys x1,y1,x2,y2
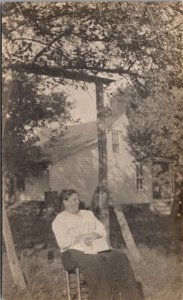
[{"x1": 61, "y1": 249, "x2": 144, "y2": 300}]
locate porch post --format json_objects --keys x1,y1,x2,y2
[{"x1": 95, "y1": 83, "x2": 110, "y2": 242}]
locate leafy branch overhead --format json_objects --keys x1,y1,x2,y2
[{"x1": 2, "y1": 2, "x2": 182, "y2": 86}]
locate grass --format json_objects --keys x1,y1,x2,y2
[
  {"x1": 136, "y1": 246, "x2": 183, "y2": 300},
  {"x1": 2, "y1": 203, "x2": 183, "y2": 300},
  {"x1": 3, "y1": 245, "x2": 182, "y2": 300}
]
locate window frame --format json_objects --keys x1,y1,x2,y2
[
  {"x1": 136, "y1": 164, "x2": 144, "y2": 190},
  {"x1": 112, "y1": 131, "x2": 120, "y2": 153}
]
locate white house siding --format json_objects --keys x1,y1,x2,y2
[
  {"x1": 17, "y1": 170, "x2": 49, "y2": 201},
  {"x1": 107, "y1": 115, "x2": 153, "y2": 204},
  {"x1": 20, "y1": 114, "x2": 153, "y2": 204},
  {"x1": 49, "y1": 114, "x2": 152, "y2": 206},
  {"x1": 49, "y1": 145, "x2": 99, "y2": 207}
]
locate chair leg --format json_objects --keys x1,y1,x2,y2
[
  {"x1": 76, "y1": 267, "x2": 82, "y2": 300},
  {"x1": 66, "y1": 268, "x2": 89, "y2": 300},
  {"x1": 65, "y1": 271, "x2": 72, "y2": 300}
]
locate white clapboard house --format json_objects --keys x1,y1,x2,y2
[{"x1": 17, "y1": 99, "x2": 174, "y2": 214}]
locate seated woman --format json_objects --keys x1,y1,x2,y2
[{"x1": 52, "y1": 189, "x2": 143, "y2": 300}]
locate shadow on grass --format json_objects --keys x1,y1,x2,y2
[{"x1": 110, "y1": 204, "x2": 180, "y2": 255}]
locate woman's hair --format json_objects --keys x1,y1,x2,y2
[{"x1": 59, "y1": 189, "x2": 78, "y2": 210}]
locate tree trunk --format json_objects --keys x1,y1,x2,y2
[
  {"x1": 96, "y1": 83, "x2": 110, "y2": 242},
  {"x1": 95, "y1": 83, "x2": 141, "y2": 261},
  {"x1": 2, "y1": 63, "x2": 28, "y2": 291},
  {"x1": 2, "y1": 202, "x2": 27, "y2": 290},
  {"x1": 113, "y1": 204, "x2": 141, "y2": 262}
]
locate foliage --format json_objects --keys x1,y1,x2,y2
[
  {"x1": 127, "y1": 87, "x2": 181, "y2": 161},
  {"x1": 111, "y1": 64, "x2": 183, "y2": 166},
  {"x1": 114, "y1": 73, "x2": 183, "y2": 208},
  {"x1": 3, "y1": 73, "x2": 73, "y2": 194},
  {"x1": 2, "y1": 2, "x2": 182, "y2": 85}
]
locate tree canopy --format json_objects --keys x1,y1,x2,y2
[
  {"x1": 2, "y1": 2, "x2": 182, "y2": 86},
  {"x1": 126, "y1": 78, "x2": 183, "y2": 161},
  {"x1": 3, "y1": 73, "x2": 73, "y2": 200}
]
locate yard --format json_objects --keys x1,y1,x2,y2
[{"x1": 2, "y1": 202, "x2": 183, "y2": 300}]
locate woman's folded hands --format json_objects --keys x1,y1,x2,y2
[{"x1": 74, "y1": 232, "x2": 101, "y2": 246}]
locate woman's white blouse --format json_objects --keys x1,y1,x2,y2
[{"x1": 52, "y1": 210, "x2": 107, "y2": 253}]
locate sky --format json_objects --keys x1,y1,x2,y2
[
  {"x1": 60, "y1": 78, "x2": 128, "y2": 123},
  {"x1": 37, "y1": 83, "x2": 99, "y2": 144},
  {"x1": 67, "y1": 83, "x2": 97, "y2": 123}
]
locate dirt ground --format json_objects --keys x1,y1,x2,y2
[{"x1": 2, "y1": 203, "x2": 183, "y2": 300}]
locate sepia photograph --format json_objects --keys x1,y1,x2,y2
[{"x1": 2, "y1": 2, "x2": 183, "y2": 300}]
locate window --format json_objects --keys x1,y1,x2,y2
[
  {"x1": 136, "y1": 164, "x2": 143, "y2": 190},
  {"x1": 112, "y1": 131, "x2": 120, "y2": 153},
  {"x1": 17, "y1": 177, "x2": 25, "y2": 191}
]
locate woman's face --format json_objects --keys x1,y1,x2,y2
[{"x1": 63, "y1": 193, "x2": 80, "y2": 214}]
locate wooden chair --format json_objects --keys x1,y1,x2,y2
[{"x1": 65, "y1": 267, "x2": 90, "y2": 300}]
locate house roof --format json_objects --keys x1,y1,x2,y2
[{"x1": 44, "y1": 116, "x2": 120, "y2": 162}]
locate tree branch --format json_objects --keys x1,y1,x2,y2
[
  {"x1": 9, "y1": 62, "x2": 114, "y2": 84},
  {"x1": 9, "y1": 61, "x2": 145, "y2": 83},
  {"x1": 168, "y1": 22, "x2": 183, "y2": 32},
  {"x1": 11, "y1": 37, "x2": 58, "y2": 48},
  {"x1": 6, "y1": 22, "x2": 25, "y2": 35},
  {"x1": 32, "y1": 26, "x2": 74, "y2": 63},
  {"x1": 63, "y1": 65, "x2": 144, "y2": 79}
]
